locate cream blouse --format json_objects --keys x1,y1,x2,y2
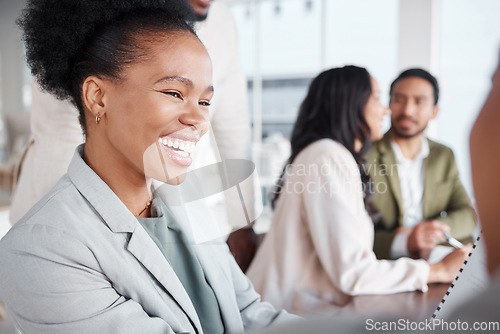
[{"x1": 247, "y1": 139, "x2": 429, "y2": 314}]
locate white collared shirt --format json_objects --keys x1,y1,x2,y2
[{"x1": 390, "y1": 137, "x2": 430, "y2": 258}]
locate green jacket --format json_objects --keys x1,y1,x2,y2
[{"x1": 365, "y1": 131, "x2": 477, "y2": 259}]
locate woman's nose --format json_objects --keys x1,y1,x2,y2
[{"x1": 179, "y1": 103, "x2": 210, "y2": 135}]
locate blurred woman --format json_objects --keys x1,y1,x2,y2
[
  {"x1": 0, "y1": 1, "x2": 297, "y2": 333},
  {"x1": 247, "y1": 66, "x2": 470, "y2": 314}
]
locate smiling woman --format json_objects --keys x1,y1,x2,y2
[
  {"x1": 82, "y1": 30, "x2": 214, "y2": 195},
  {"x1": 0, "y1": 1, "x2": 296, "y2": 333}
]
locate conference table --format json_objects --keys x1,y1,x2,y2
[{"x1": 299, "y1": 283, "x2": 450, "y2": 321}]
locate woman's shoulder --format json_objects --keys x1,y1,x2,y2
[
  {"x1": 9, "y1": 176, "x2": 99, "y2": 238},
  {"x1": 295, "y1": 139, "x2": 356, "y2": 164}
]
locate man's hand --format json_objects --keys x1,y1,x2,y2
[{"x1": 405, "y1": 220, "x2": 450, "y2": 259}]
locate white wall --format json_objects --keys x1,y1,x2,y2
[
  {"x1": 436, "y1": 0, "x2": 500, "y2": 201},
  {"x1": 0, "y1": 0, "x2": 29, "y2": 158},
  {"x1": 229, "y1": 0, "x2": 500, "y2": 200},
  {"x1": 0, "y1": 0, "x2": 27, "y2": 115}
]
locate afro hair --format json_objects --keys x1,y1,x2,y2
[{"x1": 17, "y1": 0, "x2": 196, "y2": 102}]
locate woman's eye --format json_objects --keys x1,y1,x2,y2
[
  {"x1": 199, "y1": 101, "x2": 211, "y2": 107},
  {"x1": 163, "y1": 91, "x2": 183, "y2": 100}
]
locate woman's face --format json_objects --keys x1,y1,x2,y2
[
  {"x1": 364, "y1": 76, "x2": 390, "y2": 141},
  {"x1": 93, "y1": 32, "x2": 213, "y2": 185}
]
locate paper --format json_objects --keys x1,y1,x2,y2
[{"x1": 432, "y1": 234, "x2": 489, "y2": 320}]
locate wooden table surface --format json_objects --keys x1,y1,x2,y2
[{"x1": 299, "y1": 283, "x2": 450, "y2": 321}]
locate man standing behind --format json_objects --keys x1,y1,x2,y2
[
  {"x1": 366, "y1": 68, "x2": 476, "y2": 260},
  {"x1": 187, "y1": 0, "x2": 258, "y2": 271}
]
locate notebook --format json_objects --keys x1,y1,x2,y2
[{"x1": 431, "y1": 234, "x2": 489, "y2": 320}]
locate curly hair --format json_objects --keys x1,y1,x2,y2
[{"x1": 17, "y1": 0, "x2": 196, "y2": 135}]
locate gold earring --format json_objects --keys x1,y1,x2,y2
[{"x1": 96, "y1": 112, "x2": 101, "y2": 125}]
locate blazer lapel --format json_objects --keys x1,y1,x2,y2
[
  {"x1": 194, "y1": 245, "x2": 240, "y2": 333},
  {"x1": 126, "y1": 227, "x2": 203, "y2": 333},
  {"x1": 68, "y1": 146, "x2": 203, "y2": 333},
  {"x1": 379, "y1": 133, "x2": 405, "y2": 225},
  {"x1": 157, "y1": 183, "x2": 241, "y2": 333},
  {"x1": 422, "y1": 141, "x2": 436, "y2": 219}
]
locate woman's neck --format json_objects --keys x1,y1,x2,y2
[
  {"x1": 354, "y1": 139, "x2": 362, "y2": 153},
  {"x1": 83, "y1": 139, "x2": 152, "y2": 218}
]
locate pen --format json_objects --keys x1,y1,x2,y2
[{"x1": 444, "y1": 232, "x2": 464, "y2": 248}]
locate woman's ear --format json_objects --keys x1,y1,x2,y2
[{"x1": 82, "y1": 76, "x2": 106, "y2": 119}]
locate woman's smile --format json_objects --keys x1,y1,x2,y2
[{"x1": 157, "y1": 132, "x2": 200, "y2": 167}]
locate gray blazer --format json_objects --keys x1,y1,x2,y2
[{"x1": 0, "y1": 146, "x2": 295, "y2": 333}]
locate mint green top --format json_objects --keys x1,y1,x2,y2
[{"x1": 137, "y1": 198, "x2": 224, "y2": 334}]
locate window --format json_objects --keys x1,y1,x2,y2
[
  {"x1": 437, "y1": 0, "x2": 500, "y2": 197},
  {"x1": 230, "y1": 0, "x2": 399, "y2": 188}
]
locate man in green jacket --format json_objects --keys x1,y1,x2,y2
[{"x1": 365, "y1": 68, "x2": 476, "y2": 260}]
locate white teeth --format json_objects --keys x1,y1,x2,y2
[{"x1": 159, "y1": 136, "x2": 196, "y2": 155}]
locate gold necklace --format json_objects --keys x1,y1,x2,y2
[{"x1": 135, "y1": 200, "x2": 152, "y2": 217}]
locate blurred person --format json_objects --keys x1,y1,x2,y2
[
  {"x1": 246, "y1": 66, "x2": 471, "y2": 314},
  {"x1": 253, "y1": 57, "x2": 500, "y2": 334},
  {"x1": 9, "y1": 0, "x2": 257, "y2": 271},
  {"x1": 188, "y1": 0, "x2": 257, "y2": 272},
  {"x1": 365, "y1": 69, "x2": 476, "y2": 260},
  {"x1": 0, "y1": 1, "x2": 297, "y2": 332},
  {"x1": 445, "y1": 52, "x2": 500, "y2": 327}
]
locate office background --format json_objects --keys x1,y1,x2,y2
[{"x1": 0, "y1": 0, "x2": 499, "y2": 207}]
